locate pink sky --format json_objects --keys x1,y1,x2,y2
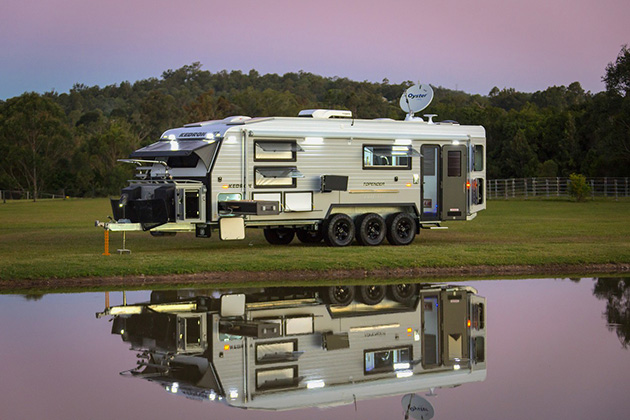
[{"x1": 1, "y1": 0, "x2": 629, "y2": 99}]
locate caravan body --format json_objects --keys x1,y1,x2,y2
[
  {"x1": 100, "y1": 284, "x2": 487, "y2": 410},
  {"x1": 106, "y1": 109, "x2": 486, "y2": 246}
]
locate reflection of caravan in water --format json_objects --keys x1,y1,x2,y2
[
  {"x1": 99, "y1": 284, "x2": 486, "y2": 410},
  {"x1": 99, "y1": 85, "x2": 486, "y2": 246}
]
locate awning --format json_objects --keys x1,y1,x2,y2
[
  {"x1": 255, "y1": 167, "x2": 304, "y2": 178},
  {"x1": 129, "y1": 140, "x2": 217, "y2": 168},
  {"x1": 255, "y1": 141, "x2": 304, "y2": 152}
]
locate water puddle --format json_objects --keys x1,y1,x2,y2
[{"x1": 1, "y1": 277, "x2": 628, "y2": 419}]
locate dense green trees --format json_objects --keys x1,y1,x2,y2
[{"x1": 1, "y1": 46, "x2": 629, "y2": 198}]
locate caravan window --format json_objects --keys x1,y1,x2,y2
[
  {"x1": 473, "y1": 145, "x2": 484, "y2": 171},
  {"x1": 364, "y1": 346, "x2": 412, "y2": 375},
  {"x1": 254, "y1": 140, "x2": 303, "y2": 162},
  {"x1": 167, "y1": 154, "x2": 200, "y2": 168},
  {"x1": 447, "y1": 151, "x2": 462, "y2": 177},
  {"x1": 254, "y1": 166, "x2": 303, "y2": 188},
  {"x1": 363, "y1": 145, "x2": 413, "y2": 170}
]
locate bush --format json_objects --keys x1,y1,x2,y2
[{"x1": 568, "y1": 173, "x2": 591, "y2": 202}]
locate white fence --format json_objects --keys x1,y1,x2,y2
[
  {"x1": 487, "y1": 177, "x2": 630, "y2": 199},
  {"x1": 1, "y1": 190, "x2": 68, "y2": 202}
]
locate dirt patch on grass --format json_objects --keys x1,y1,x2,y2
[{"x1": 2, "y1": 263, "x2": 629, "y2": 293}]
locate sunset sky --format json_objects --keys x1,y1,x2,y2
[{"x1": 1, "y1": 0, "x2": 629, "y2": 99}]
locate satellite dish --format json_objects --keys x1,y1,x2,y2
[
  {"x1": 401, "y1": 393, "x2": 435, "y2": 420},
  {"x1": 399, "y1": 84, "x2": 434, "y2": 117}
]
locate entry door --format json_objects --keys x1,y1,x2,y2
[
  {"x1": 440, "y1": 291, "x2": 470, "y2": 367},
  {"x1": 441, "y1": 145, "x2": 468, "y2": 220},
  {"x1": 421, "y1": 145, "x2": 440, "y2": 221}
]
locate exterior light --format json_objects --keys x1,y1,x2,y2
[
  {"x1": 229, "y1": 390, "x2": 239, "y2": 400},
  {"x1": 396, "y1": 370, "x2": 413, "y2": 378},
  {"x1": 304, "y1": 137, "x2": 324, "y2": 144},
  {"x1": 395, "y1": 139, "x2": 412, "y2": 145},
  {"x1": 306, "y1": 380, "x2": 326, "y2": 389},
  {"x1": 394, "y1": 363, "x2": 411, "y2": 370},
  {"x1": 452, "y1": 140, "x2": 460, "y2": 145},
  {"x1": 224, "y1": 344, "x2": 230, "y2": 351}
]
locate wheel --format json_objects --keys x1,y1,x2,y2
[
  {"x1": 386, "y1": 212, "x2": 417, "y2": 246},
  {"x1": 324, "y1": 213, "x2": 355, "y2": 247},
  {"x1": 296, "y1": 229, "x2": 323, "y2": 244},
  {"x1": 387, "y1": 283, "x2": 418, "y2": 304},
  {"x1": 322, "y1": 286, "x2": 355, "y2": 306},
  {"x1": 355, "y1": 213, "x2": 386, "y2": 246},
  {"x1": 263, "y1": 228, "x2": 295, "y2": 245},
  {"x1": 358, "y1": 285, "x2": 386, "y2": 305}
]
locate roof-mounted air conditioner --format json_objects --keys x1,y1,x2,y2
[{"x1": 298, "y1": 109, "x2": 353, "y2": 119}]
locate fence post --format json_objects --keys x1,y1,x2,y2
[
  {"x1": 512, "y1": 179, "x2": 516, "y2": 198},
  {"x1": 533, "y1": 178, "x2": 537, "y2": 197},
  {"x1": 591, "y1": 180, "x2": 595, "y2": 199},
  {"x1": 494, "y1": 180, "x2": 498, "y2": 199},
  {"x1": 504, "y1": 179, "x2": 508, "y2": 199},
  {"x1": 626, "y1": 177, "x2": 628, "y2": 197},
  {"x1": 546, "y1": 179, "x2": 549, "y2": 197},
  {"x1": 615, "y1": 179, "x2": 618, "y2": 200},
  {"x1": 604, "y1": 177, "x2": 608, "y2": 197},
  {"x1": 524, "y1": 178, "x2": 528, "y2": 199}
]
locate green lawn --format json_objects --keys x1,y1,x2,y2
[{"x1": 1, "y1": 198, "x2": 629, "y2": 281}]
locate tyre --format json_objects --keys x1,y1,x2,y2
[
  {"x1": 263, "y1": 228, "x2": 295, "y2": 245},
  {"x1": 296, "y1": 229, "x2": 323, "y2": 244},
  {"x1": 355, "y1": 213, "x2": 386, "y2": 246},
  {"x1": 387, "y1": 283, "x2": 418, "y2": 304},
  {"x1": 386, "y1": 212, "x2": 416, "y2": 246},
  {"x1": 358, "y1": 285, "x2": 386, "y2": 305},
  {"x1": 324, "y1": 213, "x2": 355, "y2": 247},
  {"x1": 321, "y1": 285, "x2": 355, "y2": 306}
]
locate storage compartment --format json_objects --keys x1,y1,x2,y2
[
  {"x1": 218, "y1": 200, "x2": 280, "y2": 215},
  {"x1": 321, "y1": 175, "x2": 348, "y2": 192}
]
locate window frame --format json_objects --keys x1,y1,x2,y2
[
  {"x1": 473, "y1": 145, "x2": 484, "y2": 172},
  {"x1": 254, "y1": 140, "x2": 302, "y2": 162},
  {"x1": 253, "y1": 166, "x2": 302, "y2": 189},
  {"x1": 362, "y1": 144, "x2": 413, "y2": 170},
  {"x1": 364, "y1": 346, "x2": 413, "y2": 375}
]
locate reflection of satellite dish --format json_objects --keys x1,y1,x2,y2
[
  {"x1": 401, "y1": 393, "x2": 435, "y2": 420},
  {"x1": 399, "y1": 84, "x2": 434, "y2": 117}
]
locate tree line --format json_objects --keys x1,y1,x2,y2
[{"x1": 1, "y1": 46, "x2": 629, "y2": 199}]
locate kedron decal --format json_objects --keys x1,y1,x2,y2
[{"x1": 179, "y1": 132, "x2": 207, "y2": 138}]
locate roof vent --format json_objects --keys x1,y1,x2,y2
[
  {"x1": 298, "y1": 109, "x2": 353, "y2": 119},
  {"x1": 223, "y1": 116, "x2": 252, "y2": 124}
]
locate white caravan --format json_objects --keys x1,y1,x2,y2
[
  {"x1": 98, "y1": 283, "x2": 486, "y2": 411},
  {"x1": 102, "y1": 86, "x2": 486, "y2": 246}
]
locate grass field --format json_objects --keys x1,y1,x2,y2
[{"x1": 1, "y1": 198, "x2": 629, "y2": 281}]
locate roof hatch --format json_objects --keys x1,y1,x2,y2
[{"x1": 298, "y1": 109, "x2": 352, "y2": 119}]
